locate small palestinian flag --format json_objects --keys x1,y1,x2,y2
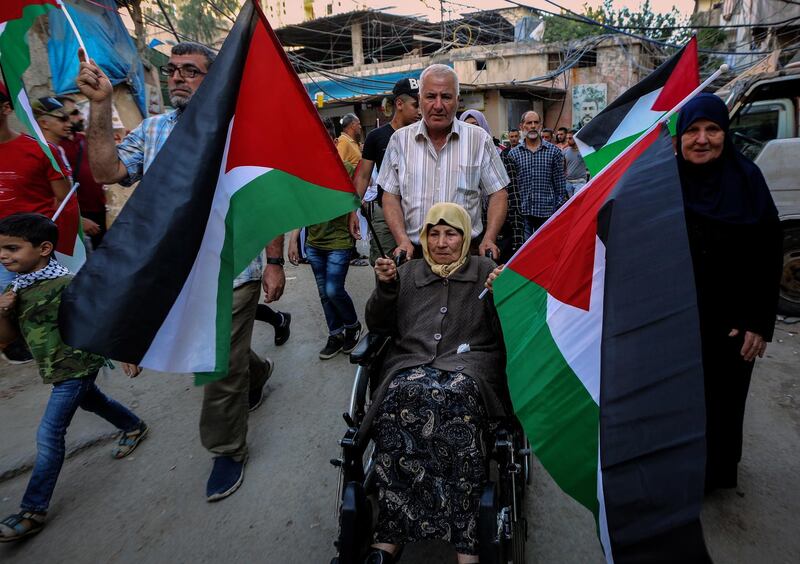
[
  {"x1": 575, "y1": 37, "x2": 698, "y2": 176},
  {"x1": 493, "y1": 125, "x2": 710, "y2": 562},
  {"x1": 60, "y1": 0, "x2": 359, "y2": 383},
  {"x1": 1, "y1": 0, "x2": 86, "y2": 272}
]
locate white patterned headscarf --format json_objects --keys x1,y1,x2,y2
[{"x1": 11, "y1": 258, "x2": 70, "y2": 292}]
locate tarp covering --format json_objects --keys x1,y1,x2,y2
[
  {"x1": 48, "y1": 0, "x2": 146, "y2": 116},
  {"x1": 304, "y1": 68, "x2": 424, "y2": 102}
]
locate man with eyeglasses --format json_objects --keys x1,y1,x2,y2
[{"x1": 76, "y1": 42, "x2": 286, "y2": 502}]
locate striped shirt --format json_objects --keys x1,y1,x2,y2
[
  {"x1": 508, "y1": 140, "x2": 567, "y2": 218},
  {"x1": 376, "y1": 119, "x2": 509, "y2": 244},
  {"x1": 116, "y1": 110, "x2": 262, "y2": 288}
]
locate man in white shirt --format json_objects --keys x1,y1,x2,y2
[{"x1": 377, "y1": 64, "x2": 509, "y2": 259}]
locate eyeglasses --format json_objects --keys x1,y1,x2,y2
[{"x1": 160, "y1": 64, "x2": 206, "y2": 79}]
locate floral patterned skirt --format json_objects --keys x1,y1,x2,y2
[{"x1": 371, "y1": 365, "x2": 489, "y2": 555}]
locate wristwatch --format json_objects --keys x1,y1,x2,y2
[{"x1": 266, "y1": 257, "x2": 285, "y2": 267}]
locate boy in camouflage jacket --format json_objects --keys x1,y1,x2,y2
[{"x1": 0, "y1": 214, "x2": 147, "y2": 543}]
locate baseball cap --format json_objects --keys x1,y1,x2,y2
[
  {"x1": 392, "y1": 77, "x2": 419, "y2": 99},
  {"x1": 32, "y1": 96, "x2": 66, "y2": 118}
]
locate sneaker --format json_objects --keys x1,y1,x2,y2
[
  {"x1": 112, "y1": 421, "x2": 149, "y2": 459},
  {"x1": 206, "y1": 455, "x2": 247, "y2": 502},
  {"x1": 319, "y1": 334, "x2": 344, "y2": 360},
  {"x1": 273, "y1": 312, "x2": 291, "y2": 346},
  {"x1": 248, "y1": 358, "x2": 274, "y2": 413},
  {"x1": 342, "y1": 322, "x2": 362, "y2": 354},
  {"x1": 0, "y1": 340, "x2": 33, "y2": 365}
]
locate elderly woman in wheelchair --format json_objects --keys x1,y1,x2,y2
[{"x1": 350, "y1": 202, "x2": 514, "y2": 564}]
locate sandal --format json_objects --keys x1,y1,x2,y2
[
  {"x1": 112, "y1": 421, "x2": 149, "y2": 459},
  {"x1": 0, "y1": 512, "x2": 45, "y2": 542}
]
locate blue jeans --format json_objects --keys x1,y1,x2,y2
[
  {"x1": 20, "y1": 372, "x2": 141, "y2": 513},
  {"x1": 523, "y1": 215, "x2": 547, "y2": 241},
  {"x1": 0, "y1": 263, "x2": 15, "y2": 291},
  {"x1": 566, "y1": 180, "x2": 587, "y2": 198},
  {"x1": 305, "y1": 245, "x2": 358, "y2": 336}
]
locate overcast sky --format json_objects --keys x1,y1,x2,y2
[{"x1": 366, "y1": 0, "x2": 696, "y2": 20}]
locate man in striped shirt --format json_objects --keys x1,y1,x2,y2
[{"x1": 376, "y1": 64, "x2": 509, "y2": 259}]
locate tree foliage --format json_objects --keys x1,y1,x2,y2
[
  {"x1": 146, "y1": 0, "x2": 239, "y2": 45},
  {"x1": 542, "y1": 0, "x2": 690, "y2": 44}
]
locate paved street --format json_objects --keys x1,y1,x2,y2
[{"x1": 1, "y1": 260, "x2": 798, "y2": 563}]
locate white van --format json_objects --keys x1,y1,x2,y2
[{"x1": 727, "y1": 68, "x2": 800, "y2": 315}]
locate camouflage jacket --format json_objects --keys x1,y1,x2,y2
[{"x1": 11, "y1": 276, "x2": 106, "y2": 384}]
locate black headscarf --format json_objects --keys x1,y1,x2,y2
[{"x1": 676, "y1": 93, "x2": 777, "y2": 225}]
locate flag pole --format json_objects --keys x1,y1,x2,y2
[
  {"x1": 478, "y1": 63, "x2": 730, "y2": 300},
  {"x1": 57, "y1": 1, "x2": 88, "y2": 56},
  {"x1": 52, "y1": 183, "x2": 80, "y2": 222}
]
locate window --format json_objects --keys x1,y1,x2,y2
[
  {"x1": 730, "y1": 101, "x2": 788, "y2": 160},
  {"x1": 576, "y1": 50, "x2": 596, "y2": 68},
  {"x1": 547, "y1": 53, "x2": 561, "y2": 71},
  {"x1": 475, "y1": 60, "x2": 487, "y2": 71}
]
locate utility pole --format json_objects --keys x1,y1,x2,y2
[{"x1": 440, "y1": 0, "x2": 445, "y2": 50}]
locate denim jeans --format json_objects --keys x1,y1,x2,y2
[
  {"x1": 523, "y1": 215, "x2": 547, "y2": 241},
  {"x1": 305, "y1": 245, "x2": 358, "y2": 335},
  {"x1": 566, "y1": 180, "x2": 587, "y2": 198},
  {"x1": 20, "y1": 372, "x2": 141, "y2": 513}
]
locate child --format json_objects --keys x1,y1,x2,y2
[{"x1": 0, "y1": 213, "x2": 147, "y2": 542}]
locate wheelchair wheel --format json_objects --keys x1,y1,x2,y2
[{"x1": 336, "y1": 481, "x2": 373, "y2": 564}]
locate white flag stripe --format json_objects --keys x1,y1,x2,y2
[
  {"x1": 604, "y1": 88, "x2": 663, "y2": 146},
  {"x1": 141, "y1": 117, "x2": 273, "y2": 372},
  {"x1": 545, "y1": 236, "x2": 606, "y2": 405}
]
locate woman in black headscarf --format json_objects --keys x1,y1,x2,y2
[{"x1": 676, "y1": 93, "x2": 783, "y2": 493}]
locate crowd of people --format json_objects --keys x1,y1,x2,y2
[{"x1": 0, "y1": 40, "x2": 782, "y2": 564}]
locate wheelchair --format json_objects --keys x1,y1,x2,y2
[{"x1": 330, "y1": 332, "x2": 532, "y2": 564}]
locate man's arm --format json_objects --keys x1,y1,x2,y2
[
  {"x1": 49, "y1": 178, "x2": 71, "y2": 202},
  {"x1": 262, "y1": 235, "x2": 286, "y2": 303},
  {"x1": 381, "y1": 193, "x2": 413, "y2": 259},
  {"x1": 353, "y1": 158, "x2": 375, "y2": 200},
  {"x1": 480, "y1": 189, "x2": 507, "y2": 258},
  {"x1": 76, "y1": 51, "x2": 129, "y2": 184},
  {"x1": 553, "y1": 150, "x2": 568, "y2": 206}
]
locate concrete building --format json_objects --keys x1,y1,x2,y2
[
  {"x1": 277, "y1": 10, "x2": 660, "y2": 140},
  {"x1": 693, "y1": 0, "x2": 800, "y2": 68}
]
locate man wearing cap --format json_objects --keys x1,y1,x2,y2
[
  {"x1": 57, "y1": 96, "x2": 107, "y2": 248},
  {"x1": 352, "y1": 77, "x2": 421, "y2": 264},
  {"x1": 0, "y1": 90, "x2": 72, "y2": 363},
  {"x1": 76, "y1": 42, "x2": 284, "y2": 502},
  {"x1": 377, "y1": 64, "x2": 509, "y2": 259},
  {"x1": 336, "y1": 113, "x2": 362, "y2": 168},
  {"x1": 32, "y1": 97, "x2": 102, "y2": 240}
]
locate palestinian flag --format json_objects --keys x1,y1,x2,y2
[
  {"x1": 60, "y1": 0, "x2": 359, "y2": 383},
  {"x1": 493, "y1": 125, "x2": 710, "y2": 562},
  {"x1": 574, "y1": 37, "x2": 698, "y2": 176},
  {"x1": 1, "y1": 0, "x2": 86, "y2": 272}
]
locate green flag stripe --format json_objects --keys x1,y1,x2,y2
[
  {"x1": 194, "y1": 168, "x2": 359, "y2": 384},
  {"x1": 0, "y1": 4, "x2": 63, "y2": 173},
  {"x1": 494, "y1": 269, "x2": 599, "y2": 514}
]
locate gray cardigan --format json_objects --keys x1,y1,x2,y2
[{"x1": 364, "y1": 256, "x2": 512, "y2": 427}]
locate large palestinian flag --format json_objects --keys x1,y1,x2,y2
[
  {"x1": 575, "y1": 37, "x2": 698, "y2": 176},
  {"x1": 60, "y1": 0, "x2": 359, "y2": 383},
  {"x1": 1, "y1": 0, "x2": 86, "y2": 272},
  {"x1": 493, "y1": 125, "x2": 710, "y2": 562}
]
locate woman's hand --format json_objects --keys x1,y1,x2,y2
[
  {"x1": 484, "y1": 265, "x2": 505, "y2": 293},
  {"x1": 374, "y1": 257, "x2": 397, "y2": 283},
  {"x1": 729, "y1": 329, "x2": 766, "y2": 362}
]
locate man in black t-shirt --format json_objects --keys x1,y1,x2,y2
[{"x1": 352, "y1": 78, "x2": 420, "y2": 264}]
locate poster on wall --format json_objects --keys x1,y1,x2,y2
[{"x1": 572, "y1": 83, "x2": 607, "y2": 129}]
